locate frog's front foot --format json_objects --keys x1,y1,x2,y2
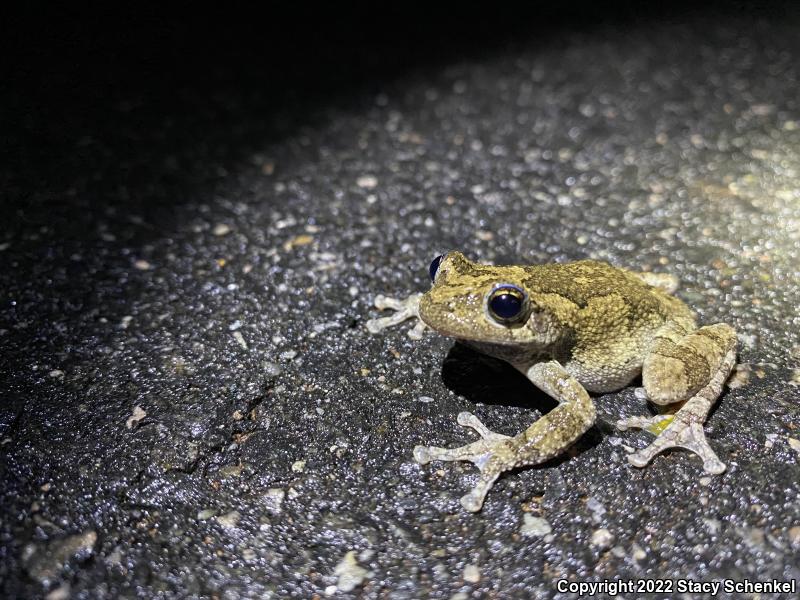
[
  {"x1": 365, "y1": 293, "x2": 428, "y2": 340},
  {"x1": 616, "y1": 396, "x2": 726, "y2": 474},
  {"x1": 413, "y1": 412, "x2": 512, "y2": 512}
]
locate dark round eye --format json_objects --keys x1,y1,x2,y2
[
  {"x1": 429, "y1": 254, "x2": 445, "y2": 282},
  {"x1": 487, "y1": 285, "x2": 526, "y2": 323}
]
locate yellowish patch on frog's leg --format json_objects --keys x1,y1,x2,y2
[
  {"x1": 414, "y1": 361, "x2": 596, "y2": 512},
  {"x1": 617, "y1": 320, "x2": 737, "y2": 474},
  {"x1": 365, "y1": 293, "x2": 428, "y2": 339},
  {"x1": 618, "y1": 413, "x2": 674, "y2": 435}
]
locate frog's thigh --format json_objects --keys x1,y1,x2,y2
[{"x1": 643, "y1": 321, "x2": 736, "y2": 405}]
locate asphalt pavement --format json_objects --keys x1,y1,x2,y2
[{"x1": 2, "y1": 5, "x2": 800, "y2": 599}]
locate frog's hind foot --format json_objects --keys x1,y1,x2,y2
[
  {"x1": 413, "y1": 412, "x2": 512, "y2": 512},
  {"x1": 616, "y1": 395, "x2": 726, "y2": 474},
  {"x1": 365, "y1": 293, "x2": 427, "y2": 339}
]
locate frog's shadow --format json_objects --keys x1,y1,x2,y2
[{"x1": 440, "y1": 343, "x2": 608, "y2": 463}]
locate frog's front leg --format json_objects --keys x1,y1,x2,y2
[
  {"x1": 365, "y1": 293, "x2": 428, "y2": 340},
  {"x1": 617, "y1": 320, "x2": 737, "y2": 474},
  {"x1": 414, "y1": 361, "x2": 596, "y2": 512}
]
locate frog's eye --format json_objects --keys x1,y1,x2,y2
[
  {"x1": 429, "y1": 254, "x2": 445, "y2": 282},
  {"x1": 487, "y1": 285, "x2": 527, "y2": 323}
]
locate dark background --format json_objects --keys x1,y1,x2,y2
[
  {"x1": 3, "y1": 3, "x2": 800, "y2": 598},
  {"x1": 5, "y1": 2, "x2": 783, "y2": 198}
]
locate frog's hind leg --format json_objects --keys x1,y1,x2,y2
[
  {"x1": 415, "y1": 361, "x2": 596, "y2": 512},
  {"x1": 617, "y1": 321, "x2": 737, "y2": 474}
]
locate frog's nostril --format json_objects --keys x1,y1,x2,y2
[
  {"x1": 487, "y1": 285, "x2": 526, "y2": 322},
  {"x1": 429, "y1": 254, "x2": 445, "y2": 282}
]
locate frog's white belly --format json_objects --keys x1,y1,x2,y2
[{"x1": 564, "y1": 357, "x2": 642, "y2": 393}]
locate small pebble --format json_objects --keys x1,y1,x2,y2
[
  {"x1": 586, "y1": 497, "x2": 606, "y2": 519},
  {"x1": 726, "y1": 363, "x2": 751, "y2": 389},
  {"x1": 788, "y1": 526, "x2": 800, "y2": 547},
  {"x1": 242, "y1": 547, "x2": 257, "y2": 561},
  {"x1": 133, "y1": 259, "x2": 151, "y2": 270},
  {"x1": 610, "y1": 545, "x2": 626, "y2": 558},
  {"x1": 212, "y1": 223, "x2": 231, "y2": 236},
  {"x1": 631, "y1": 544, "x2": 646, "y2": 561},
  {"x1": 23, "y1": 530, "x2": 97, "y2": 586},
  {"x1": 263, "y1": 361, "x2": 283, "y2": 377},
  {"x1": 590, "y1": 528, "x2": 614, "y2": 549},
  {"x1": 463, "y1": 564, "x2": 481, "y2": 583},
  {"x1": 125, "y1": 405, "x2": 146, "y2": 429},
  {"x1": 283, "y1": 234, "x2": 314, "y2": 252},
  {"x1": 356, "y1": 175, "x2": 378, "y2": 189},
  {"x1": 232, "y1": 331, "x2": 248, "y2": 350},
  {"x1": 263, "y1": 488, "x2": 285, "y2": 513},
  {"x1": 46, "y1": 583, "x2": 71, "y2": 600},
  {"x1": 703, "y1": 518, "x2": 721, "y2": 535},
  {"x1": 738, "y1": 333, "x2": 758, "y2": 350},
  {"x1": 333, "y1": 550, "x2": 370, "y2": 592},
  {"x1": 216, "y1": 511, "x2": 241, "y2": 529},
  {"x1": 521, "y1": 514, "x2": 552, "y2": 537},
  {"x1": 279, "y1": 350, "x2": 298, "y2": 361},
  {"x1": 278, "y1": 350, "x2": 297, "y2": 360}
]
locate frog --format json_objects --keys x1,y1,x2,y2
[{"x1": 366, "y1": 251, "x2": 737, "y2": 512}]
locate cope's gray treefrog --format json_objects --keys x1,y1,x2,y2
[{"x1": 368, "y1": 252, "x2": 736, "y2": 512}]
